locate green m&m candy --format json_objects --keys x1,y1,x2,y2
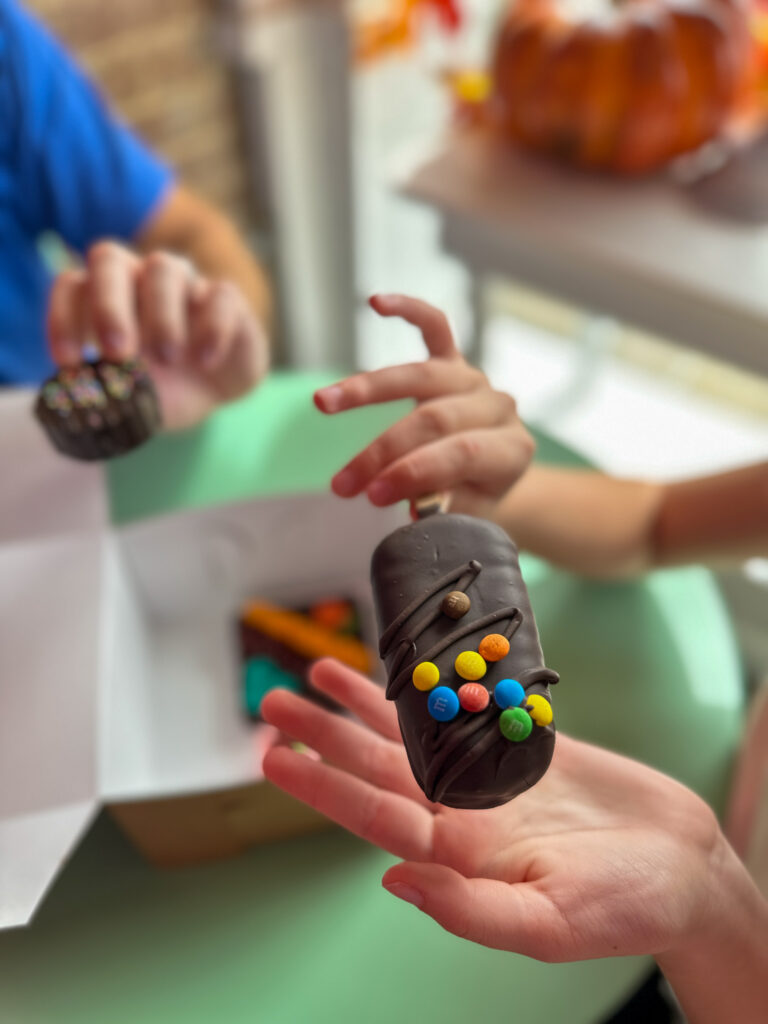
[{"x1": 499, "y1": 707, "x2": 533, "y2": 742}]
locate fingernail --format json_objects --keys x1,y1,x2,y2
[
  {"x1": 367, "y1": 479, "x2": 395, "y2": 505},
  {"x1": 199, "y1": 344, "x2": 219, "y2": 369},
  {"x1": 105, "y1": 331, "x2": 128, "y2": 357},
  {"x1": 57, "y1": 341, "x2": 80, "y2": 366},
  {"x1": 332, "y1": 468, "x2": 358, "y2": 497},
  {"x1": 317, "y1": 385, "x2": 345, "y2": 413},
  {"x1": 384, "y1": 883, "x2": 424, "y2": 909},
  {"x1": 160, "y1": 342, "x2": 179, "y2": 365},
  {"x1": 291, "y1": 742, "x2": 321, "y2": 762}
]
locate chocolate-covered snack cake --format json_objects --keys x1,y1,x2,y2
[
  {"x1": 35, "y1": 359, "x2": 161, "y2": 461},
  {"x1": 371, "y1": 512, "x2": 558, "y2": 809}
]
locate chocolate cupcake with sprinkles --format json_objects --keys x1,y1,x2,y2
[
  {"x1": 371, "y1": 507, "x2": 558, "y2": 810},
  {"x1": 35, "y1": 358, "x2": 161, "y2": 461}
]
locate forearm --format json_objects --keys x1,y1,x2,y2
[
  {"x1": 484, "y1": 460, "x2": 768, "y2": 577},
  {"x1": 484, "y1": 465, "x2": 663, "y2": 578},
  {"x1": 656, "y1": 839, "x2": 768, "y2": 1024},
  {"x1": 651, "y1": 461, "x2": 768, "y2": 568},
  {"x1": 136, "y1": 186, "x2": 272, "y2": 333}
]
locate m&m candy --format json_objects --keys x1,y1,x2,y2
[
  {"x1": 455, "y1": 650, "x2": 486, "y2": 681},
  {"x1": 412, "y1": 661, "x2": 440, "y2": 691},
  {"x1": 493, "y1": 678, "x2": 525, "y2": 709},
  {"x1": 442, "y1": 590, "x2": 471, "y2": 619},
  {"x1": 458, "y1": 683, "x2": 490, "y2": 713},
  {"x1": 428, "y1": 686, "x2": 460, "y2": 722},
  {"x1": 499, "y1": 707, "x2": 533, "y2": 742},
  {"x1": 526, "y1": 694, "x2": 553, "y2": 726},
  {"x1": 478, "y1": 634, "x2": 510, "y2": 662}
]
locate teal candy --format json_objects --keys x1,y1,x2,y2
[
  {"x1": 493, "y1": 678, "x2": 526, "y2": 709},
  {"x1": 0, "y1": 375, "x2": 743, "y2": 1024},
  {"x1": 243, "y1": 656, "x2": 301, "y2": 716}
]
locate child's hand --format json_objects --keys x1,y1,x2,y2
[
  {"x1": 261, "y1": 660, "x2": 768, "y2": 1020},
  {"x1": 47, "y1": 242, "x2": 269, "y2": 430},
  {"x1": 314, "y1": 295, "x2": 534, "y2": 516}
]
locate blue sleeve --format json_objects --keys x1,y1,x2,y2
[{"x1": 0, "y1": 0, "x2": 175, "y2": 252}]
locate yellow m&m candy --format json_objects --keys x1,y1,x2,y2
[
  {"x1": 526, "y1": 694, "x2": 553, "y2": 727},
  {"x1": 412, "y1": 661, "x2": 440, "y2": 691},
  {"x1": 455, "y1": 650, "x2": 486, "y2": 681}
]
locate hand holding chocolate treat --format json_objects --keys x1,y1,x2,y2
[
  {"x1": 45, "y1": 242, "x2": 269, "y2": 434},
  {"x1": 371, "y1": 510, "x2": 558, "y2": 809}
]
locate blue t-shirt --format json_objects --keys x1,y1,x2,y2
[{"x1": 0, "y1": 0, "x2": 174, "y2": 385}]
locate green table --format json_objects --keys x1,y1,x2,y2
[{"x1": 0, "y1": 372, "x2": 744, "y2": 1023}]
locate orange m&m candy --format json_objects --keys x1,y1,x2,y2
[{"x1": 478, "y1": 634, "x2": 510, "y2": 662}]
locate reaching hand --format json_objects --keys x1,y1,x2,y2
[
  {"x1": 314, "y1": 295, "x2": 534, "y2": 517},
  {"x1": 261, "y1": 659, "x2": 762, "y2": 970},
  {"x1": 47, "y1": 241, "x2": 269, "y2": 430}
]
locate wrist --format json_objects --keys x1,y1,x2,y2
[{"x1": 656, "y1": 837, "x2": 768, "y2": 1023}]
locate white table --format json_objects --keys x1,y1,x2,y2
[{"x1": 397, "y1": 131, "x2": 768, "y2": 378}]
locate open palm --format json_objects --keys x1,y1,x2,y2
[{"x1": 261, "y1": 658, "x2": 723, "y2": 963}]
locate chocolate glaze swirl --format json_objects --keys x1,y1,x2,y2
[{"x1": 371, "y1": 513, "x2": 558, "y2": 809}]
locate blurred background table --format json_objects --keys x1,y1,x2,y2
[{"x1": 398, "y1": 131, "x2": 768, "y2": 378}]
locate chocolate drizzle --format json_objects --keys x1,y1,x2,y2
[
  {"x1": 371, "y1": 513, "x2": 559, "y2": 810},
  {"x1": 424, "y1": 666, "x2": 559, "y2": 802},
  {"x1": 386, "y1": 604, "x2": 522, "y2": 700},
  {"x1": 379, "y1": 560, "x2": 482, "y2": 656}
]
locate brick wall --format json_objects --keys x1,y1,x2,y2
[{"x1": 26, "y1": 0, "x2": 255, "y2": 229}]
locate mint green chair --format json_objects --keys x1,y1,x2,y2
[{"x1": 0, "y1": 373, "x2": 743, "y2": 1024}]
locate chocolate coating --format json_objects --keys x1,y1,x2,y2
[
  {"x1": 34, "y1": 359, "x2": 161, "y2": 461},
  {"x1": 371, "y1": 513, "x2": 558, "y2": 809}
]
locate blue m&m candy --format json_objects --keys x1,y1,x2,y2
[
  {"x1": 427, "y1": 686, "x2": 460, "y2": 722},
  {"x1": 494, "y1": 678, "x2": 525, "y2": 709}
]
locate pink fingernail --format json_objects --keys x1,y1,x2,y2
[
  {"x1": 332, "y1": 469, "x2": 358, "y2": 496},
  {"x1": 160, "y1": 342, "x2": 179, "y2": 365},
  {"x1": 367, "y1": 479, "x2": 395, "y2": 505},
  {"x1": 384, "y1": 883, "x2": 424, "y2": 908},
  {"x1": 105, "y1": 331, "x2": 128, "y2": 357},
  {"x1": 199, "y1": 344, "x2": 219, "y2": 369},
  {"x1": 57, "y1": 341, "x2": 80, "y2": 366},
  {"x1": 317, "y1": 386, "x2": 344, "y2": 413}
]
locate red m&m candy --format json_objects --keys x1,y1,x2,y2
[{"x1": 458, "y1": 683, "x2": 490, "y2": 713}]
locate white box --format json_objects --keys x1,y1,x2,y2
[{"x1": 0, "y1": 391, "x2": 400, "y2": 928}]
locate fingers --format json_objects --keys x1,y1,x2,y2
[
  {"x1": 85, "y1": 241, "x2": 141, "y2": 359},
  {"x1": 364, "y1": 425, "x2": 535, "y2": 506},
  {"x1": 188, "y1": 280, "x2": 243, "y2": 372},
  {"x1": 46, "y1": 246, "x2": 262, "y2": 389},
  {"x1": 136, "y1": 252, "x2": 193, "y2": 366},
  {"x1": 369, "y1": 294, "x2": 459, "y2": 359},
  {"x1": 308, "y1": 658, "x2": 401, "y2": 742},
  {"x1": 262, "y1": 746, "x2": 434, "y2": 862},
  {"x1": 330, "y1": 390, "x2": 520, "y2": 498},
  {"x1": 47, "y1": 270, "x2": 89, "y2": 366},
  {"x1": 382, "y1": 862, "x2": 568, "y2": 960},
  {"x1": 259, "y1": 688, "x2": 430, "y2": 806},
  {"x1": 315, "y1": 358, "x2": 482, "y2": 415}
]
